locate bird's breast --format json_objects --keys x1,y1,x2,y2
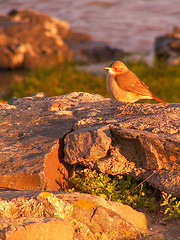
[{"x1": 106, "y1": 75, "x2": 144, "y2": 103}]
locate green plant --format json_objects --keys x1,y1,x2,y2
[
  {"x1": 3, "y1": 63, "x2": 106, "y2": 101},
  {"x1": 68, "y1": 169, "x2": 159, "y2": 211},
  {"x1": 2, "y1": 60, "x2": 180, "y2": 102},
  {"x1": 160, "y1": 192, "x2": 180, "y2": 220}
]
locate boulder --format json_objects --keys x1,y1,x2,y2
[
  {"x1": 0, "y1": 92, "x2": 179, "y2": 196},
  {"x1": 0, "y1": 92, "x2": 76, "y2": 191},
  {"x1": 154, "y1": 26, "x2": 180, "y2": 65},
  {"x1": 0, "y1": 190, "x2": 148, "y2": 240},
  {"x1": 0, "y1": 9, "x2": 124, "y2": 69}
]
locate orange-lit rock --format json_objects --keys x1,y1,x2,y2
[
  {"x1": 0, "y1": 191, "x2": 148, "y2": 240},
  {"x1": 0, "y1": 92, "x2": 76, "y2": 191}
]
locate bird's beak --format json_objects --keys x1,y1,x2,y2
[{"x1": 104, "y1": 67, "x2": 110, "y2": 70}]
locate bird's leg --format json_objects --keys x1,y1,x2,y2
[
  {"x1": 128, "y1": 102, "x2": 134, "y2": 114},
  {"x1": 120, "y1": 102, "x2": 130, "y2": 114},
  {"x1": 118, "y1": 102, "x2": 134, "y2": 115}
]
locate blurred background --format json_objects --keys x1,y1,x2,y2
[{"x1": 0, "y1": 0, "x2": 180, "y2": 102}]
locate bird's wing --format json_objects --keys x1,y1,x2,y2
[{"x1": 115, "y1": 70, "x2": 152, "y2": 96}]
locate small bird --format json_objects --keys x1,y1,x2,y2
[{"x1": 104, "y1": 61, "x2": 168, "y2": 114}]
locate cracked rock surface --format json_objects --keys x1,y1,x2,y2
[{"x1": 1, "y1": 92, "x2": 179, "y2": 196}]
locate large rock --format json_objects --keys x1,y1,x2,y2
[
  {"x1": 0, "y1": 191, "x2": 148, "y2": 240},
  {"x1": 0, "y1": 9, "x2": 123, "y2": 69},
  {"x1": 154, "y1": 26, "x2": 180, "y2": 65},
  {"x1": 0, "y1": 92, "x2": 179, "y2": 197},
  {"x1": 0, "y1": 92, "x2": 76, "y2": 191}
]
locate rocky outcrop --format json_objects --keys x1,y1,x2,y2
[
  {"x1": 0, "y1": 92, "x2": 179, "y2": 197},
  {"x1": 154, "y1": 27, "x2": 180, "y2": 65},
  {"x1": 0, "y1": 191, "x2": 148, "y2": 240},
  {"x1": 0, "y1": 9, "x2": 123, "y2": 69}
]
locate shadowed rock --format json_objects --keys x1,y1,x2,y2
[
  {"x1": 155, "y1": 26, "x2": 180, "y2": 65},
  {"x1": 64, "y1": 125, "x2": 112, "y2": 164}
]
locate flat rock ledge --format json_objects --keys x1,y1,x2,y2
[{"x1": 0, "y1": 92, "x2": 179, "y2": 196}]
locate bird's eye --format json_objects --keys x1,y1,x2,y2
[{"x1": 114, "y1": 67, "x2": 122, "y2": 72}]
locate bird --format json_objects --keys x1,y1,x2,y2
[{"x1": 104, "y1": 61, "x2": 168, "y2": 114}]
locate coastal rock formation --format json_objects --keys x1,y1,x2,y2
[
  {"x1": 0, "y1": 92, "x2": 179, "y2": 197},
  {"x1": 155, "y1": 27, "x2": 180, "y2": 65},
  {"x1": 0, "y1": 9, "x2": 123, "y2": 69}
]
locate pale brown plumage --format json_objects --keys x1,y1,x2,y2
[{"x1": 104, "y1": 61, "x2": 168, "y2": 114}]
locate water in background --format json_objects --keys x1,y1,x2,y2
[
  {"x1": 0, "y1": 0, "x2": 179, "y2": 53},
  {"x1": 0, "y1": 0, "x2": 179, "y2": 97}
]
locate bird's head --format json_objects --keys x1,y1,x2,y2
[{"x1": 104, "y1": 61, "x2": 129, "y2": 75}]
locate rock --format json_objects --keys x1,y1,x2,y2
[
  {"x1": 154, "y1": 26, "x2": 180, "y2": 65},
  {"x1": 64, "y1": 125, "x2": 112, "y2": 164},
  {"x1": 2, "y1": 218, "x2": 73, "y2": 240},
  {"x1": 0, "y1": 9, "x2": 124, "y2": 69},
  {"x1": 0, "y1": 190, "x2": 148, "y2": 240},
  {"x1": 0, "y1": 92, "x2": 179, "y2": 196},
  {"x1": 0, "y1": 9, "x2": 71, "y2": 69},
  {"x1": 0, "y1": 92, "x2": 76, "y2": 191}
]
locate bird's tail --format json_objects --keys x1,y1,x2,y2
[{"x1": 152, "y1": 94, "x2": 168, "y2": 106}]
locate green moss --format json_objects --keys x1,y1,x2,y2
[
  {"x1": 68, "y1": 168, "x2": 180, "y2": 218},
  {"x1": 68, "y1": 169, "x2": 160, "y2": 211},
  {"x1": 68, "y1": 169, "x2": 180, "y2": 219}
]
